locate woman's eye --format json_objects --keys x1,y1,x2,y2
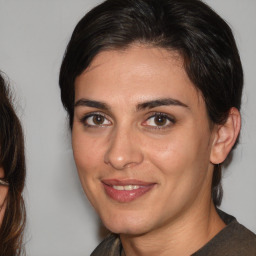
[
  {"x1": 81, "y1": 114, "x2": 111, "y2": 127},
  {"x1": 143, "y1": 114, "x2": 174, "y2": 128}
]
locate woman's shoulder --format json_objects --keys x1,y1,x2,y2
[
  {"x1": 193, "y1": 210, "x2": 256, "y2": 256},
  {"x1": 90, "y1": 233, "x2": 121, "y2": 256}
]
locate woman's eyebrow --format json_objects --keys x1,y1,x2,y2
[
  {"x1": 74, "y1": 98, "x2": 189, "y2": 111},
  {"x1": 74, "y1": 99, "x2": 109, "y2": 111},
  {"x1": 137, "y1": 98, "x2": 189, "y2": 111}
]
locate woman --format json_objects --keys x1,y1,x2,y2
[
  {"x1": 59, "y1": 0, "x2": 256, "y2": 255},
  {"x1": 0, "y1": 72, "x2": 26, "y2": 255}
]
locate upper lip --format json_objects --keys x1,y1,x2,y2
[{"x1": 102, "y1": 179, "x2": 155, "y2": 186}]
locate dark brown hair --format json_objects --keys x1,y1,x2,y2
[
  {"x1": 59, "y1": 0, "x2": 243, "y2": 206},
  {"x1": 0, "y1": 72, "x2": 26, "y2": 255}
]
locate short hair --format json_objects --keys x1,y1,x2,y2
[
  {"x1": 0, "y1": 72, "x2": 26, "y2": 255},
  {"x1": 59, "y1": 0, "x2": 243, "y2": 206}
]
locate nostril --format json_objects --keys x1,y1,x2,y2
[
  {"x1": 103, "y1": 128, "x2": 144, "y2": 170},
  {"x1": 103, "y1": 144, "x2": 144, "y2": 170}
]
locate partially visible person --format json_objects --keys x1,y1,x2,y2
[{"x1": 0, "y1": 72, "x2": 26, "y2": 256}]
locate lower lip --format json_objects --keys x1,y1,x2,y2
[{"x1": 102, "y1": 183, "x2": 155, "y2": 203}]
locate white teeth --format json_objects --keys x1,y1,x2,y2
[
  {"x1": 113, "y1": 185, "x2": 140, "y2": 191},
  {"x1": 113, "y1": 186, "x2": 124, "y2": 190}
]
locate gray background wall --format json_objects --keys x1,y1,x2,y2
[{"x1": 0, "y1": 0, "x2": 255, "y2": 255}]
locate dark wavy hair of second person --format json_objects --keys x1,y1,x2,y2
[{"x1": 0, "y1": 72, "x2": 26, "y2": 256}]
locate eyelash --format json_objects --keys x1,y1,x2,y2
[
  {"x1": 142, "y1": 112, "x2": 176, "y2": 130},
  {"x1": 79, "y1": 112, "x2": 176, "y2": 129},
  {"x1": 80, "y1": 112, "x2": 111, "y2": 128}
]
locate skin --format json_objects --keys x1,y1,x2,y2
[
  {"x1": 72, "y1": 45, "x2": 240, "y2": 255},
  {"x1": 0, "y1": 167, "x2": 8, "y2": 225}
]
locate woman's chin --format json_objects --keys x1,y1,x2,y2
[
  {"x1": 106, "y1": 224, "x2": 147, "y2": 236},
  {"x1": 101, "y1": 214, "x2": 153, "y2": 236}
]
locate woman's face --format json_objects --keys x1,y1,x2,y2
[
  {"x1": 0, "y1": 167, "x2": 8, "y2": 224},
  {"x1": 72, "y1": 45, "x2": 217, "y2": 235}
]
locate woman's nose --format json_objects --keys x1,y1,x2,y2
[{"x1": 104, "y1": 127, "x2": 144, "y2": 170}]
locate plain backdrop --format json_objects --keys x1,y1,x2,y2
[{"x1": 0, "y1": 0, "x2": 255, "y2": 255}]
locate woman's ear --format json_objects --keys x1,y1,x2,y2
[{"x1": 210, "y1": 107, "x2": 241, "y2": 164}]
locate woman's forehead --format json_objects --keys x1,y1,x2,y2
[
  {"x1": 84, "y1": 44, "x2": 183, "y2": 73},
  {"x1": 74, "y1": 45, "x2": 203, "y2": 111}
]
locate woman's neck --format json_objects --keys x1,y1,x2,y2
[{"x1": 120, "y1": 201, "x2": 226, "y2": 256}]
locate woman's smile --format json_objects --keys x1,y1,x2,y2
[{"x1": 102, "y1": 179, "x2": 156, "y2": 203}]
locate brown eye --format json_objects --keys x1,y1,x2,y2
[
  {"x1": 154, "y1": 115, "x2": 167, "y2": 126},
  {"x1": 143, "y1": 113, "x2": 175, "y2": 129},
  {"x1": 82, "y1": 113, "x2": 112, "y2": 127},
  {"x1": 93, "y1": 115, "x2": 105, "y2": 125}
]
